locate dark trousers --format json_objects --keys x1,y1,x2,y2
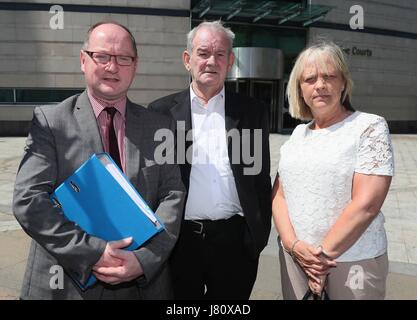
[{"x1": 170, "y1": 215, "x2": 259, "y2": 300}]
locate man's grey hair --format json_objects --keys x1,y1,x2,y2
[{"x1": 186, "y1": 20, "x2": 235, "y2": 54}]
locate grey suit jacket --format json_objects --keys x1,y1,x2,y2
[{"x1": 13, "y1": 91, "x2": 186, "y2": 299}]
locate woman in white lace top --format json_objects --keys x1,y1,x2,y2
[{"x1": 272, "y1": 42, "x2": 394, "y2": 300}]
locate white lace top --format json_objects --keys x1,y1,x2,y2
[{"x1": 278, "y1": 111, "x2": 394, "y2": 262}]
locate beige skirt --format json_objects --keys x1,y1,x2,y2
[{"x1": 279, "y1": 240, "x2": 389, "y2": 300}]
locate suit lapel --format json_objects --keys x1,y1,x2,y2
[
  {"x1": 169, "y1": 89, "x2": 192, "y2": 189},
  {"x1": 73, "y1": 93, "x2": 143, "y2": 184},
  {"x1": 125, "y1": 99, "x2": 143, "y2": 182},
  {"x1": 73, "y1": 91, "x2": 104, "y2": 154},
  {"x1": 225, "y1": 91, "x2": 241, "y2": 138},
  {"x1": 169, "y1": 89, "x2": 192, "y2": 131},
  {"x1": 224, "y1": 92, "x2": 243, "y2": 184}
]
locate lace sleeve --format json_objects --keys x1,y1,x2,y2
[{"x1": 355, "y1": 116, "x2": 394, "y2": 176}]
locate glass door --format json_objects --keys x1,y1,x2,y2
[
  {"x1": 251, "y1": 80, "x2": 278, "y2": 132},
  {"x1": 226, "y1": 79, "x2": 297, "y2": 133}
]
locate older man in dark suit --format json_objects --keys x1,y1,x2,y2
[
  {"x1": 148, "y1": 20, "x2": 272, "y2": 300},
  {"x1": 13, "y1": 22, "x2": 185, "y2": 299}
]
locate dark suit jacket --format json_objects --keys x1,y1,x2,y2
[
  {"x1": 148, "y1": 89, "x2": 272, "y2": 258},
  {"x1": 13, "y1": 91, "x2": 186, "y2": 299}
]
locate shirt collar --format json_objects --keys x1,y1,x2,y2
[
  {"x1": 87, "y1": 90, "x2": 127, "y2": 119},
  {"x1": 189, "y1": 85, "x2": 225, "y2": 108}
]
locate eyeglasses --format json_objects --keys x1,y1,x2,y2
[{"x1": 83, "y1": 50, "x2": 136, "y2": 66}]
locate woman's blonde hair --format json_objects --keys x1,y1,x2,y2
[{"x1": 286, "y1": 41, "x2": 354, "y2": 120}]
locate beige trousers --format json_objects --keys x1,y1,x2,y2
[{"x1": 279, "y1": 240, "x2": 389, "y2": 300}]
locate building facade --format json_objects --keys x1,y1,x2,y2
[
  {"x1": 310, "y1": 0, "x2": 417, "y2": 133},
  {"x1": 0, "y1": 0, "x2": 190, "y2": 135}
]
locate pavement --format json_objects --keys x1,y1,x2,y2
[{"x1": 1, "y1": 134, "x2": 417, "y2": 300}]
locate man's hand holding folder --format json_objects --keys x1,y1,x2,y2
[
  {"x1": 93, "y1": 237, "x2": 144, "y2": 285},
  {"x1": 50, "y1": 153, "x2": 166, "y2": 289}
]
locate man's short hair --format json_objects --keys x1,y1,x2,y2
[
  {"x1": 82, "y1": 21, "x2": 138, "y2": 57},
  {"x1": 186, "y1": 20, "x2": 235, "y2": 54}
]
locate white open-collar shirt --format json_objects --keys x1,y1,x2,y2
[{"x1": 184, "y1": 86, "x2": 243, "y2": 221}]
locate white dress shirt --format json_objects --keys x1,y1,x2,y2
[{"x1": 184, "y1": 86, "x2": 243, "y2": 221}]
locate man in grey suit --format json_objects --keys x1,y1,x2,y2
[{"x1": 13, "y1": 21, "x2": 185, "y2": 299}]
